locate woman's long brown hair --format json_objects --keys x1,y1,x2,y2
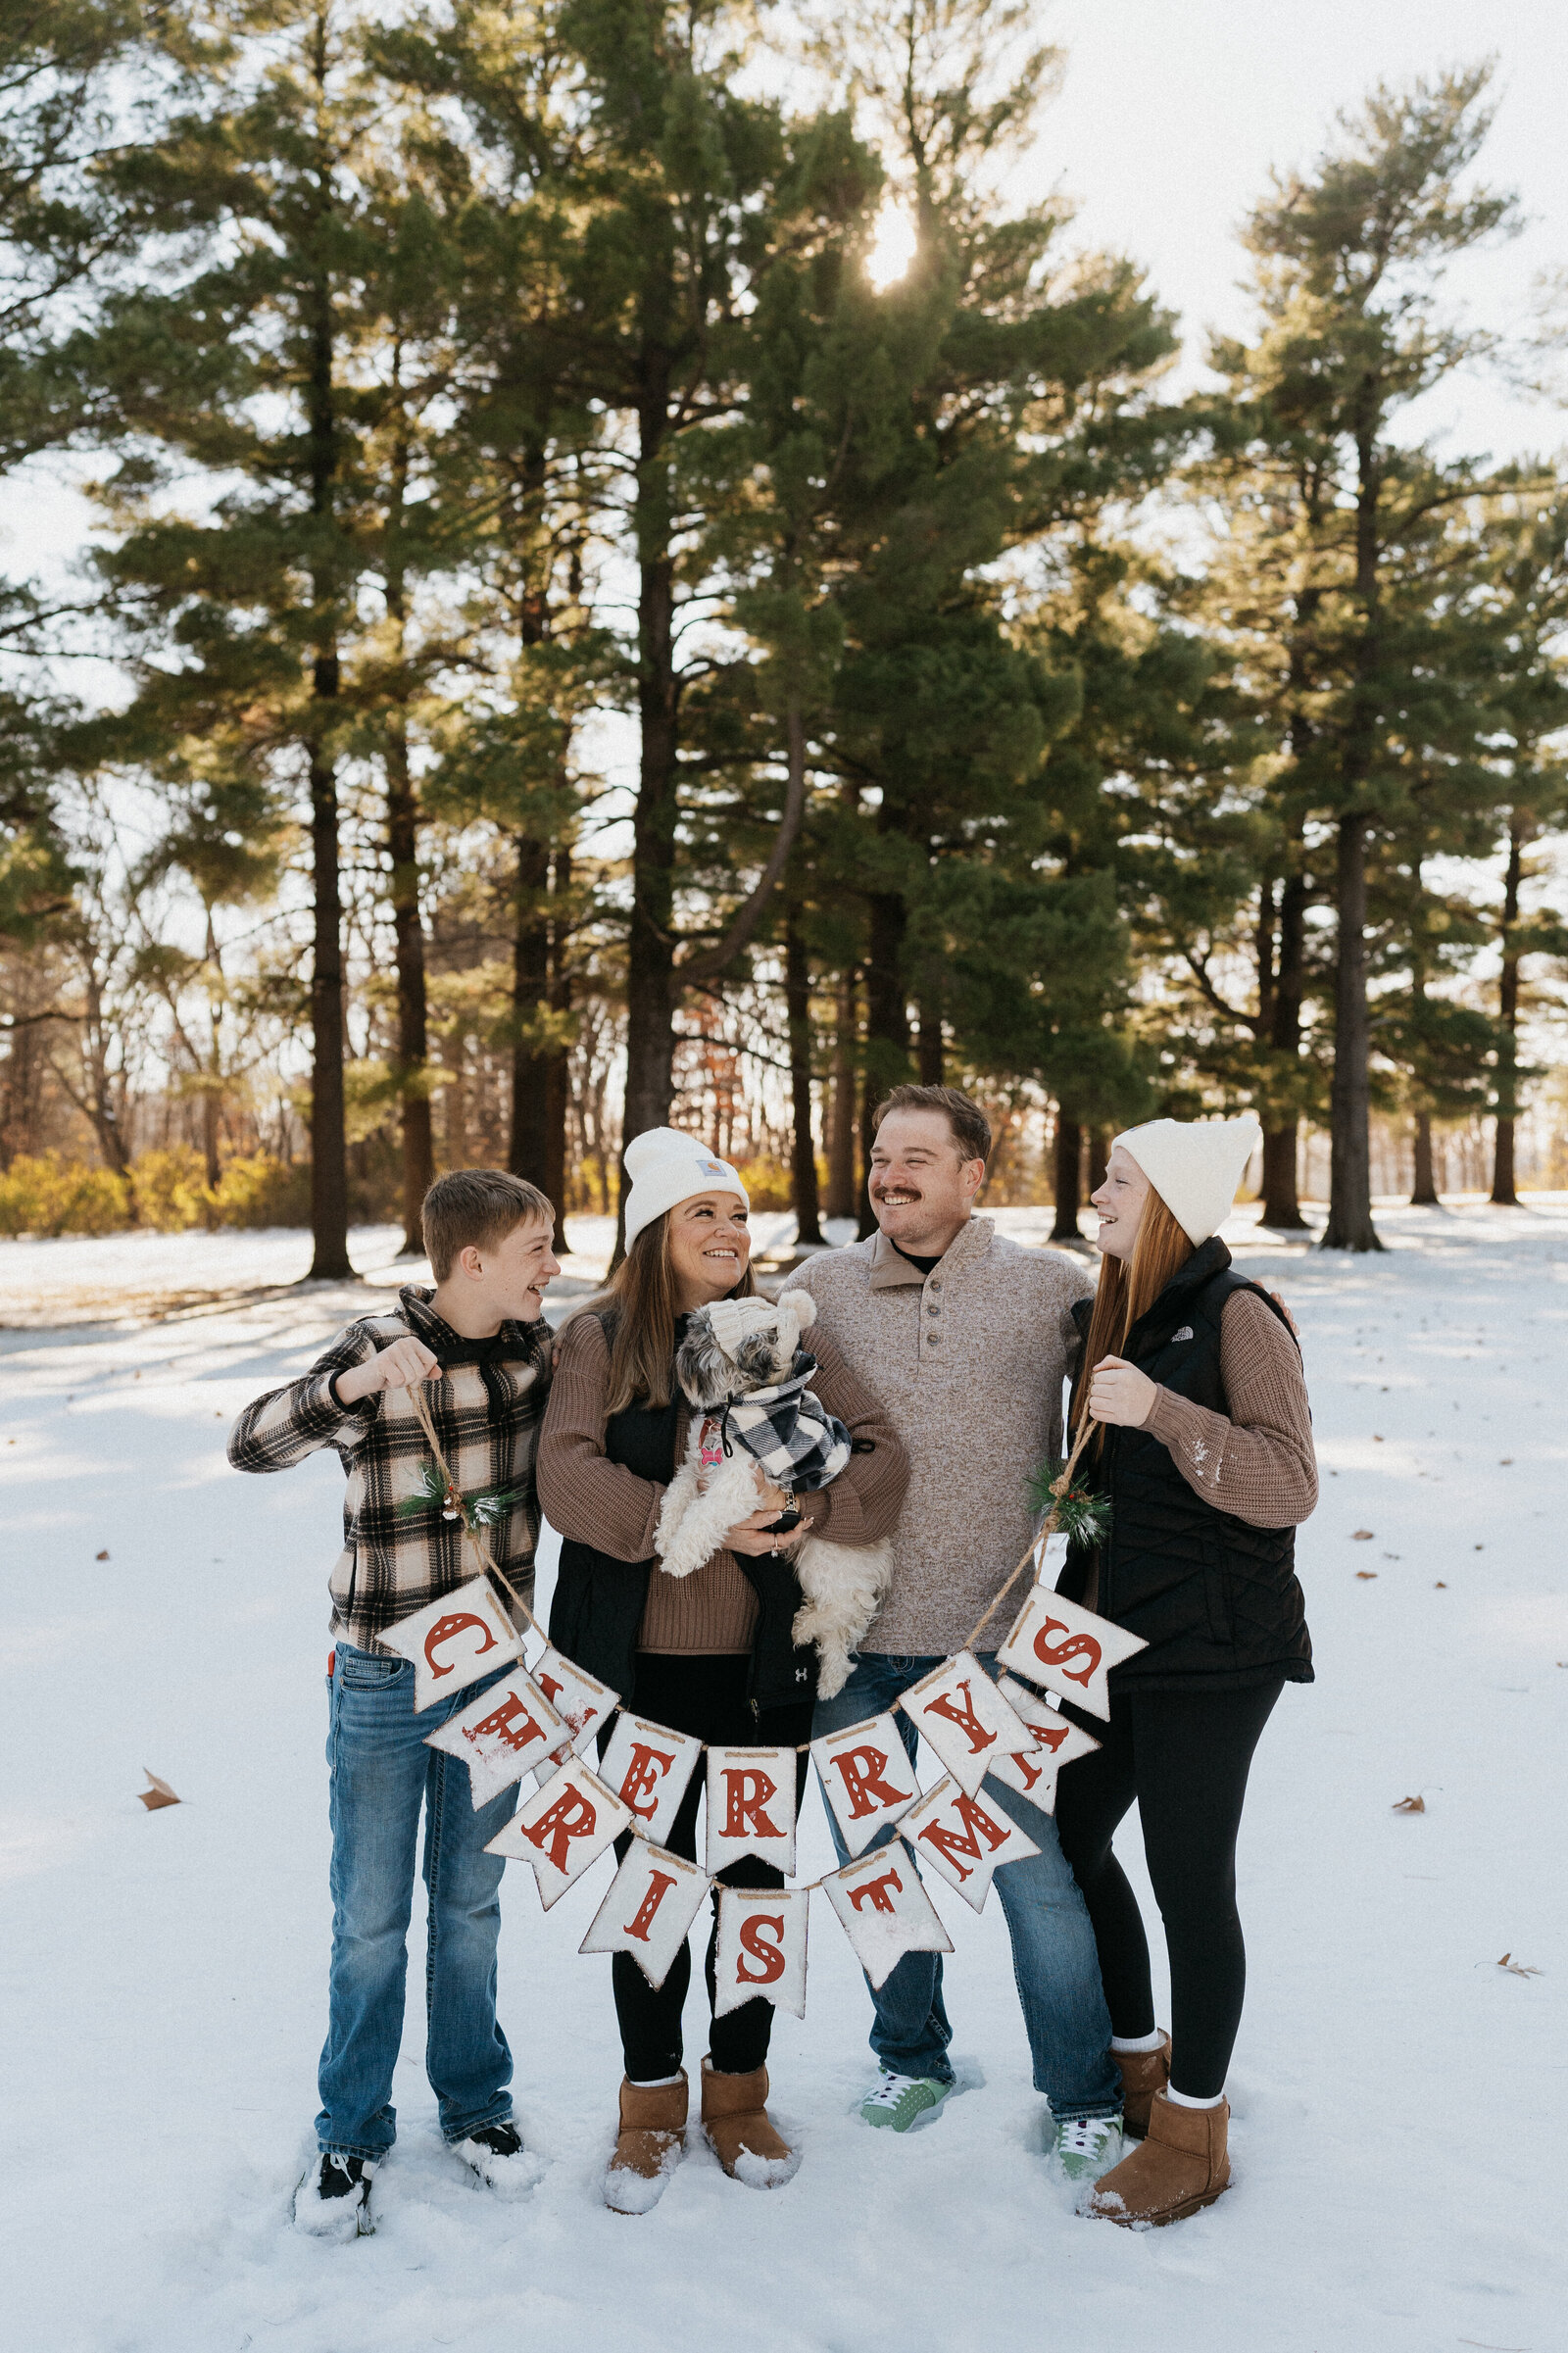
[
  {"x1": 604, "y1": 1207, "x2": 758, "y2": 1414},
  {"x1": 1074, "y1": 1187, "x2": 1195, "y2": 1446}
]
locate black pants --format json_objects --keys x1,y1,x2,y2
[
  {"x1": 1053, "y1": 1677, "x2": 1283, "y2": 2101},
  {"x1": 601, "y1": 1653, "x2": 812, "y2": 2084}
]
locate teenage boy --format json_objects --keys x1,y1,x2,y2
[
  {"x1": 229, "y1": 1169, "x2": 561, "y2": 2238},
  {"x1": 782, "y1": 1088, "x2": 1127, "y2": 2183}
]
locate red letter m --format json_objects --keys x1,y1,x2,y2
[{"x1": 916, "y1": 1791, "x2": 1009, "y2": 1883}]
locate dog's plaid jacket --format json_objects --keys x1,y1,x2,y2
[
  {"x1": 710, "y1": 1356, "x2": 852, "y2": 1494},
  {"x1": 227, "y1": 1286, "x2": 553, "y2": 1650}
]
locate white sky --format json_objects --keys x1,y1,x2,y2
[{"x1": 1038, "y1": 0, "x2": 1568, "y2": 462}]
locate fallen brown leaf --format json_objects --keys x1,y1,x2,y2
[
  {"x1": 138, "y1": 1770, "x2": 180, "y2": 1812},
  {"x1": 1436, "y1": 1581, "x2": 1447, "y2": 1589},
  {"x1": 95, "y1": 1548, "x2": 110, "y2": 1561},
  {"x1": 1496, "y1": 1953, "x2": 1542, "y2": 1978},
  {"x1": 1392, "y1": 1794, "x2": 1425, "y2": 1813},
  {"x1": 1356, "y1": 1570, "x2": 1378, "y2": 1580},
  {"x1": 1351, "y1": 1529, "x2": 1374, "y2": 1541}
]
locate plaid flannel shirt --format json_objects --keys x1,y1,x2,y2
[
  {"x1": 227, "y1": 1285, "x2": 553, "y2": 1651},
  {"x1": 711, "y1": 1354, "x2": 853, "y2": 1495}
]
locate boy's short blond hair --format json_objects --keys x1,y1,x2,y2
[{"x1": 420, "y1": 1169, "x2": 554, "y2": 1282}]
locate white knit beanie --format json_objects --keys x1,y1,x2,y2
[
  {"x1": 1112, "y1": 1116, "x2": 1262, "y2": 1246},
  {"x1": 622, "y1": 1126, "x2": 749, "y2": 1248}
]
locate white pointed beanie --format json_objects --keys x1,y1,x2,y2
[
  {"x1": 622, "y1": 1126, "x2": 749, "y2": 1248},
  {"x1": 1112, "y1": 1115, "x2": 1262, "y2": 1246}
]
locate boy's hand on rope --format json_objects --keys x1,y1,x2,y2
[
  {"x1": 1087, "y1": 1354, "x2": 1158, "y2": 1429},
  {"x1": 333, "y1": 1336, "x2": 441, "y2": 1406}
]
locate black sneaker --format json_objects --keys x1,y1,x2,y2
[
  {"x1": 453, "y1": 2118, "x2": 543, "y2": 2198},
  {"x1": 293, "y1": 2151, "x2": 375, "y2": 2238}
]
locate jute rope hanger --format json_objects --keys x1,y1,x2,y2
[{"x1": 403, "y1": 1376, "x2": 1102, "y2": 1756}]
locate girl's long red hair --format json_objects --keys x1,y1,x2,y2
[{"x1": 1074, "y1": 1189, "x2": 1195, "y2": 1446}]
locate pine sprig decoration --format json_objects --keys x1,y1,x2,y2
[
  {"x1": 1026, "y1": 1456, "x2": 1112, "y2": 1549},
  {"x1": 398, "y1": 1463, "x2": 524, "y2": 1528}
]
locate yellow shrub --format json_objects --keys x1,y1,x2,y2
[
  {"x1": 734, "y1": 1154, "x2": 795, "y2": 1212},
  {"x1": 0, "y1": 1153, "x2": 131, "y2": 1237},
  {"x1": 211, "y1": 1152, "x2": 312, "y2": 1228},
  {"x1": 129, "y1": 1147, "x2": 212, "y2": 1231}
]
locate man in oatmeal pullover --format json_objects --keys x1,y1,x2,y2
[{"x1": 781, "y1": 1084, "x2": 1123, "y2": 2175}]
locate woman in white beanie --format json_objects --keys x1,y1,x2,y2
[
  {"x1": 537, "y1": 1128, "x2": 906, "y2": 2212},
  {"x1": 1050, "y1": 1117, "x2": 1317, "y2": 2229}
]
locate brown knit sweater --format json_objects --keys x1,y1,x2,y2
[
  {"x1": 538, "y1": 1312, "x2": 908, "y2": 1654},
  {"x1": 1143, "y1": 1289, "x2": 1317, "y2": 1525}
]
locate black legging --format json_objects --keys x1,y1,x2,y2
[
  {"x1": 600, "y1": 1652, "x2": 812, "y2": 2084},
  {"x1": 1054, "y1": 1677, "x2": 1283, "y2": 2101}
]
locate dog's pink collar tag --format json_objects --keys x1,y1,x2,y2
[{"x1": 699, "y1": 1414, "x2": 725, "y2": 1470}]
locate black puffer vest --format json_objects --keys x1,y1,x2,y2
[
  {"x1": 547, "y1": 1310, "x2": 819, "y2": 1718},
  {"x1": 1058, "y1": 1238, "x2": 1313, "y2": 1692}
]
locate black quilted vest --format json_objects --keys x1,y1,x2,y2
[{"x1": 1059, "y1": 1237, "x2": 1313, "y2": 1691}]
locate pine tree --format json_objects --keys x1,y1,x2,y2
[
  {"x1": 81, "y1": 1, "x2": 418, "y2": 1277},
  {"x1": 1224, "y1": 66, "x2": 1527, "y2": 1250}
]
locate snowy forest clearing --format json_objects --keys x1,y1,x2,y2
[{"x1": 2, "y1": 1205, "x2": 1563, "y2": 2352}]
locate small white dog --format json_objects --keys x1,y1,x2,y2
[{"x1": 654, "y1": 1292, "x2": 891, "y2": 1698}]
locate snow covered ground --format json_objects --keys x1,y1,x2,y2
[{"x1": 2, "y1": 1200, "x2": 1563, "y2": 2352}]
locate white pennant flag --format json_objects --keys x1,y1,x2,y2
[
  {"x1": 820, "y1": 1846, "x2": 953, "y2": 1990},
  {"x1": 377, "y1": 1575, "x2": 523, "y2": 1712},
  {"x1": 995, "y1": 1587, "x2": 1147, "y2": 1722},
  {"x1": 713, "y1": 1886, "x2": 808, "y2": 2020},
  {"x1": 423, "y1": 1666, "x2": 566, "y2": 1808},
  {"x1": 527, "y1": 1646, "x2": 620, "y2": 1775},
  {"x1": 898, "y1": 1649, "x2": 1043, "y2": 1795},
  {"x1": 984, "y1": 1673, "x2": 1102, "y2": 1814},
  {"x1": 810, "y1": 1713, "x2": 919, "y2": 1858},
  {"x1": 485, "y1": 1760, "x2": 631, "y2": 1909},
  {"x1": 900, "y1": 1775, "x2": 1041, "y2": 1914},
  {"x1": 705, "y1": 1745, "x2": 799, "y2": 1876},
  {"x1": 578, "y1": 1838, "x2": 710, "y2": 1990},
  {"x1": 598, "y1": 1711, "x2": 704, "y2": 1846}
]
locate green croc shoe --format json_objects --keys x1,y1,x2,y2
[
  {"x1": 1053, "y1": 2111, "x2": 1124, "y2": 2184},
  {"x1": 859, "y1": 2070, "x2": 953, "y2": 2132}
]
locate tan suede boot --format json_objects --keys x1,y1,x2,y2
[
  {"x1": 604, "y1": 2073, "x2": 688, "y2": 2215},
  {"x1": 1089, "y1": 2091, "x2": 1230, "y2": 2227},
  {"x1": 700, "y1": 2058, "x2": 797, "y2": 2187},
  {"x1": 1112, "y1": 2033, "x2": 1171, "y2": 2140}
]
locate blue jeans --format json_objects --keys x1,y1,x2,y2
[
  {"x1": 317, "y1": 1643, "x2": 518, "y2": 2159},
  {"x1": 813, "y1": 1652, "x2": 1121, "y2": 2121}
]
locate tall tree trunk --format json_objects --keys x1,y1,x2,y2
[
  {"x1": 1324, "y1": 424, "x2": 1383, "y2": 1252},
  {"x1": 510, "y1": 833, "x2": 551, "y2": 1190},
  {"x1": 1051, "y1": 1113, "x2": 1082, "y2": 1243},
  {"x1": 1261, "y1": 858, "x2": 1309, "y2": 1227},
  {"x1": 384, "y1": 424, "x2": 433, "y2": 1257},
  {"x1": 622, "y1": 363, "x2": 680, "y2": 1196},
  {"x1": 784, "y1": 884, "x2": 823, "y2": 1245},
  {"x1": 544, "y1": 843, "x2": 571, "y2": 1216},
  {"x1": 307, "y1": 694, "x2": 351, "y2": 1279},
  {"x1": 825, "y1": 971, "x2": 858, "y2": 1220},
  {"x1": 1410, "y1": 1110, "x2": 1439, "y2": 1205},
  {"x1": 1323, "y1": 811, "x2": 1381, "y2": 1250},
  {"x1": 1492, "y1": 813, "x2": 1524, "y2": 1205},
  {"x1": 858, "y1": 889, "x2": 909, "y2": 1238},
  {"x1": 303, "y1": 195, "x2": 349, "y2": 1281},
  {"x1": 1086, "y1": 1129, "x2": 1110, "y2": 1198}
]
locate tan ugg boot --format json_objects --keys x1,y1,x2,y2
[
  {"x1": 604, "y1": 2073, "x2": 688, "y2": 2215},
  {"x1": 700, "y1": 2058, "x2": 797, "y2": 2187},
  {"x1": 1089, "y1": 2091, "x2": 1230, "y2": 2227},
  {"x1": 1112, "y1": 2033, "x2": 1171, "y2": 2140}
]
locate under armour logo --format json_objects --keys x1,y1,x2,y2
[{"x1": 1171, "y1": 1325, "x2": 1195, "y2": 1343}]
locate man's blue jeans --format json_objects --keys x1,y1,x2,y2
[
  {"x1": 317, "y1": 1642, "x2": 518, "y2": 2159},
  {"x1": 813, "y1": 1652, "x2": 1121, "y2": 2121}
]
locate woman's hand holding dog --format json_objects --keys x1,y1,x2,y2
[{"x1": 724, "y1": 1468, "x2": 804, "y2": 1555}]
